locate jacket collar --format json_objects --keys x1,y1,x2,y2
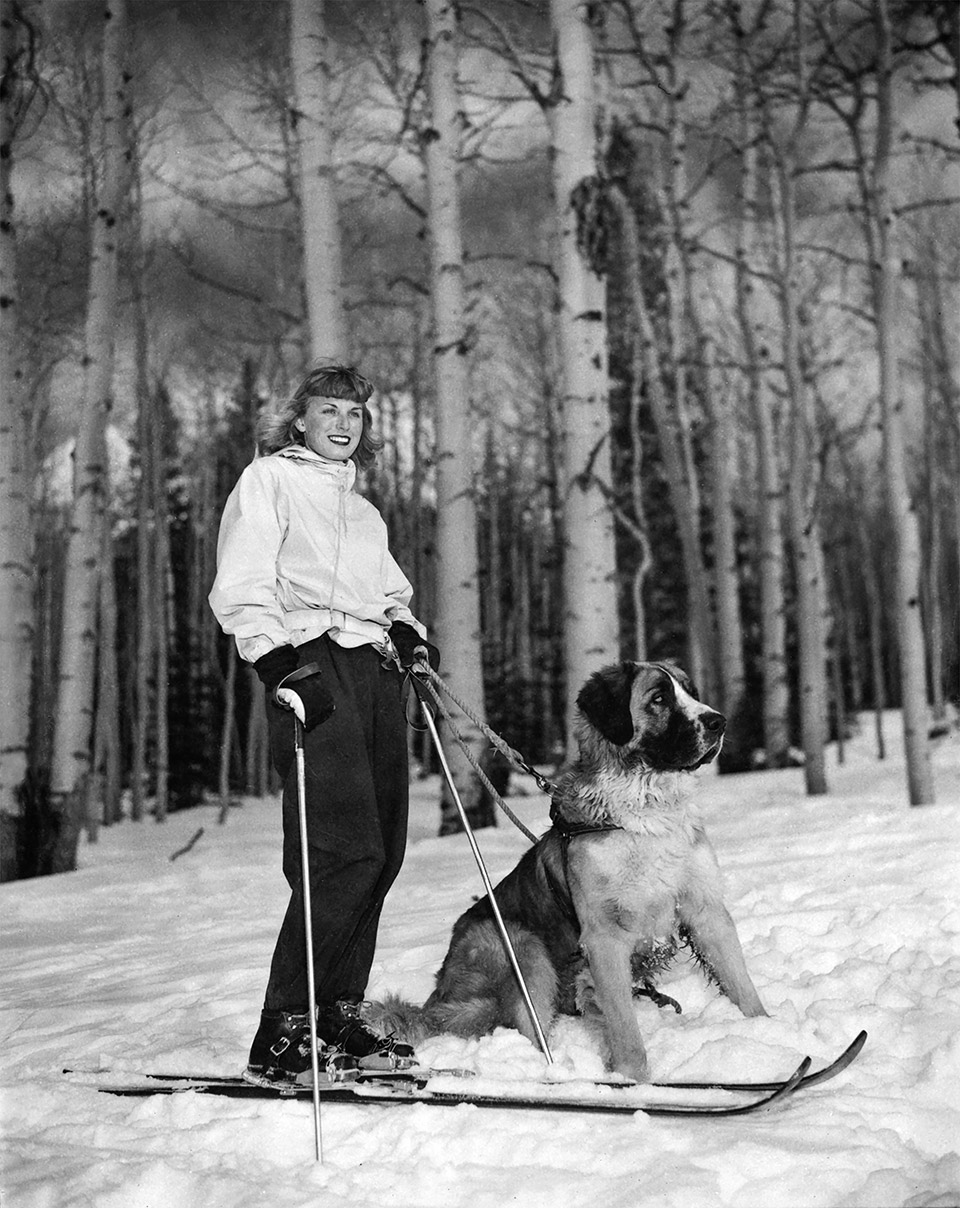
[{"x1": 274, "y1": 445, "x2": 357, "y2": 489}]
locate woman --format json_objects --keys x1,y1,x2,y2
[{"x1": 209, "y1": 362, "x2": 438, "y2": 1085}]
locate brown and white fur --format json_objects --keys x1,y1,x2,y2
[{"x1": 382, "y1": 661, "x2": 766, "y2": 1082}]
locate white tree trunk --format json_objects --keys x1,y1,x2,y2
[
  {"x1": 751, "y1": 386, "x2": 791, "y2": 766},
  {"x1": 705, "y1": 347, "x2": 746, "y2": 730},
  {"x1": 873, "y1": 0, "x2": 934, "y2": 804},
  {"x1": 548, "y1": 0, "x2": 619, "y2": 746},
  {"x1": 734, "y1": 59, "x2": 790, "y2": 766},
  {"x1": 423, "y1": 0, "x2": 489, "y2": 827},
  {"x1": 777, "y1": 159, "x2": 829, "y2": 796},
  {"x1": 49, "y1": 0, "x2": 130, "y2": 868},
  {"x1": 655, "y1": 48, "x2": 718, "y2": 703},
  {"x1": 290, "y1": 0, "x2": 346, "y2": 361},
  {"x1": 0, "y1": 0, "x2": 36, "y2": 876}
]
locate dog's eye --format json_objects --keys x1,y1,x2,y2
[{"x1": 650, "y1": 693, "x2": 666, "y2": 707}]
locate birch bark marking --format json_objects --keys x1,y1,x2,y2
[
  {"x1": 0, "y1": 0, "x2": 36, "y2": 875},
  {"x1": 548, "y1": 0, "x2": 618, "y2": 744},
  {"x1": 290, "y1": 0, "x2": 346, "y2": 360},
  {"x1": 423, "y1": 0, "x2": 489, "y2": 827},
  {"x1": 49, "y1": 0, "x2": 131, "y2": 868},
  {"x1": 873, "y1": 0, "x2": 934, "y2": 804}
]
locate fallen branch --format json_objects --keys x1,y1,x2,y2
[{"x1": 169, "y1": 827, "x2": 204, "y2": 862}]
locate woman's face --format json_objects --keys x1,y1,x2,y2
[{"x1": 296, "y1": 396, "x2": 363, "y2": 463}]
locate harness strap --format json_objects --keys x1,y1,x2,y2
[
  {"x1": 546, "y1": 801, "x2": 623, "y2": 933},
  {"x1": 549, "y1": 800, "x2": 622, "y2": 842},
  {"x1": 546, "y1": 810, "x2": 684, "y2": 1015},
  {"x1": 540, "y1": 836, "x2": 582, "y2": 933}
]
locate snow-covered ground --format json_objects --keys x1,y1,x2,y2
[{"x1": 3, "y1": 712, "x2": 959, "y2": 1208}]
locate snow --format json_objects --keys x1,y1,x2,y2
[{"x1": 3, "y1": 712, "x2": 959, "y2": 1208}]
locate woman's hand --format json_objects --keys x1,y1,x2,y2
[
  {"x1": 254, "y1": 647, "x2": 336, "y2": 732},
  {"x1": 389, "y1": 621, "x2": 440, "y2": 671},
  {"x1": 272, "y1": 664, "x2": 335, "y2": 731}
]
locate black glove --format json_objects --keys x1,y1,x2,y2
[
  {"x1": 253, "y1": 645, "x2": 299, "y2": 691},
  {"x1": 389, "y1": 621, "x2": 440, "y2": 671},
  {"x1": 254, "y1": 648, "x2": 336, "y2": 732}
]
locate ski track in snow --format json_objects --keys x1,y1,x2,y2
[{"x1": 2, "y1": 712, "x2": 959, "y2": 1208}]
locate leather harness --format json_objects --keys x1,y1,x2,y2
[
  {"x1": 545, "y1": 801, "x2": 620, "y2": 930},
  {"x1": 545, "y1": 802, "x2": 683, "y2": 1014}
]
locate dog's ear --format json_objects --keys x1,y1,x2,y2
[{"x1": 577, "y1": 664, "x2": 636, "y2": 746}]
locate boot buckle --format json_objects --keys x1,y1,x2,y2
[{"x1": 269, "y1": 1036, "x2": 292, "y2": 1058}]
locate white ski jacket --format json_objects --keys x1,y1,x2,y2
[{"x1": 209, "y1": 446, "x2": 425, "y2": 664}]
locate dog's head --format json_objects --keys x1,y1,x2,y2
[{"x1": 575, "y1": 661, "x2": 725, "y2": 771}]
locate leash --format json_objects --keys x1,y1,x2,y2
[
  {"x1": 414, "y1": 665, "x2": 558, "y2": 796},
  {"x1": 406, "y1": 665, "x2": 622, "y2": 851}
]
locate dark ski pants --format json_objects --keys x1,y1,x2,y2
[{"x1": 262, "y1": 635, "x2": 409, "y2": 1012}]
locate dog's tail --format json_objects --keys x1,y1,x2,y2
[
  {"x1": 365, "y1": 991, "x2": 503, "y2": 1044},
  {"x1": 364, "y1": 992, "x2": 437, "y2": 1045}
]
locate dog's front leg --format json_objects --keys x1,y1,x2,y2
[
  {"x1": 679, "y1": 899, "x2": 767, "y2": 1017},
  {"x1": 680, "y1": 836, "x2": 767, "y2": 1017},
  {"x1": 579, "y1": 926, "x2": 650, "y2": 1082}
]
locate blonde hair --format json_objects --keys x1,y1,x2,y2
[{"x1": 257, "y1": 363, "x2": 383, "y2": 469}]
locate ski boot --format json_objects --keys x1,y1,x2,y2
[
  {"x1": 317, "y1": 996, "x2": 417, "y2": 1073},
  {"x1": 243, "y1": 1009, "x2": 358, "y2": 1088}
]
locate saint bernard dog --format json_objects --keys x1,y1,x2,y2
[{"x1": 382, "y1": 661, "x2": 767, "y2": 1083}]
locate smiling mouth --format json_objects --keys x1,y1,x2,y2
[{"x1": 327, "y1": 434, "x2": 353, "y2": 445}]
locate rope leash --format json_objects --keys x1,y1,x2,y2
[
  {"x1": 408, "y1": 666, "x2": 553, "y2": 845},
  {"x1": 415, "y1": 664, "x2": 557, "y2": 795}
]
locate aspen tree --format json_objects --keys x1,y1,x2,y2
[
  {"x1": 704, "y1": 345, "x2": 746, "y2": 732},
  {"x1": 548, "y1": 0, "x2": 619, "y2": 744},
  {"x1": 772, "y1": 147, "x2": 829, "y2": 796},
  {"x1": 423, "y1": 0, "x2": 490, "y2": 829},
  {"x1": 0, "y1": 0, "x2": 38, "y2": 878},
  {"x1": 130, "y1": 150, "x2": 153, "y2": 824},
  {"x1": 762, "y1": 0, "x2": 829, "y2": 796},
  {"x1": 654, "y1": 7, "x2": 719, "y2": 706},
  {"x1": 872, "y1": 0, "x2": 934, "y2": 803},
  {"x1": 731, "y1": 11, "x2": 791, "y2": 767},
  {"x1": 49, "y1": 0, "x2": 131, "y2": 869},
  {"x1": 290, "y1": 0, "x2": 346, "y2": 359}
]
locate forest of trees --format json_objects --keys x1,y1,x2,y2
[{"x1": 1, "y1": 0, "x2": 957, "y2": 883}]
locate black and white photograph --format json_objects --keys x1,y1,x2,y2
[{"x1": 1, "y1": 1, "x2": 958, "y2": 1204}]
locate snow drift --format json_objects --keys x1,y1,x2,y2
[{"x1": 2, "y1": 712, "x2": 959, "y2": 1208}]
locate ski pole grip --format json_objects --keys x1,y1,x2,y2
[{"x1": 271, "y1": 662, "x2": 324, "y2": 708}]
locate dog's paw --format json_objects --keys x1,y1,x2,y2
[{"x1": 614, "y1": 1053, "x2": 650, "y2": 1083}]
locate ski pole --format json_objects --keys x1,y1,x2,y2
[
  {"x1": 410, "y1": 662, "x2": 556, "y2": 1069},
  {"x1": 293, "y1": 714, "x2": 324, "y2": 1163}
]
